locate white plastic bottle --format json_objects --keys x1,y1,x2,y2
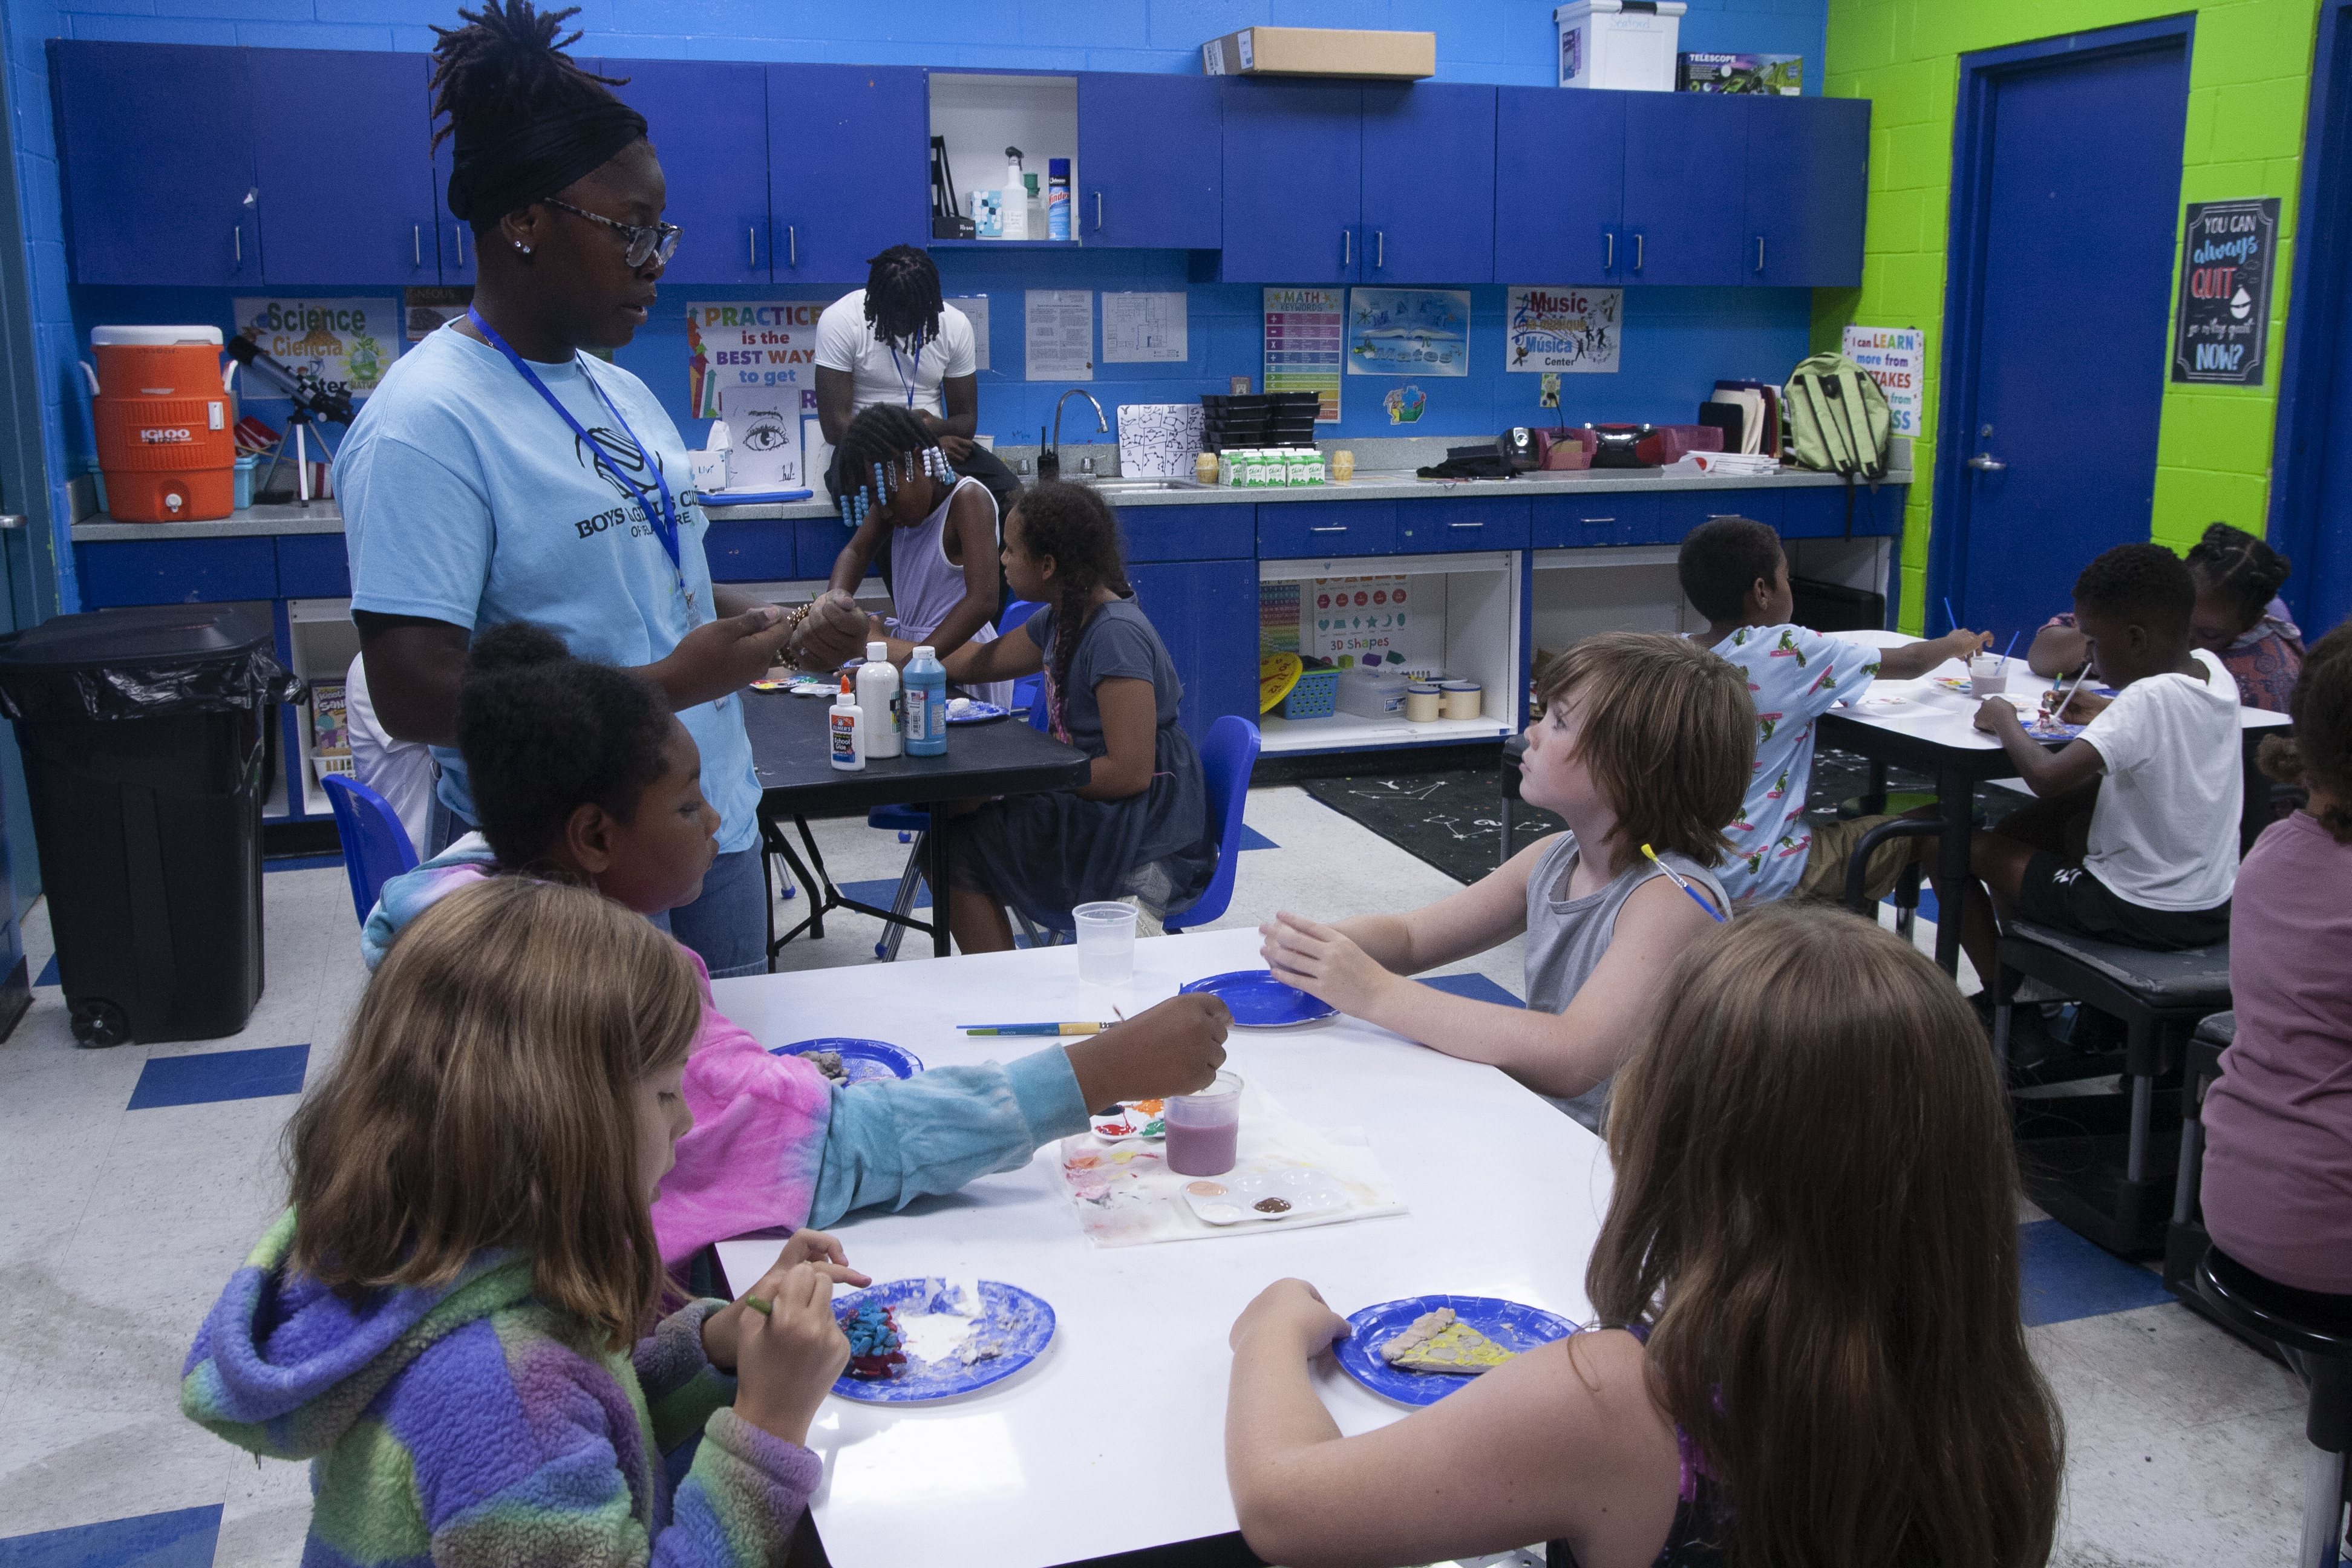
[
  {"x1": 856, "y1": 642, "x2": 903, "y2": 758},
  {"x1": 1001, "y1": 148, "x2": 1029, "y2": 240},
  {"x1": 828, "y1": 693, "x2": 866, "y2": 771}
]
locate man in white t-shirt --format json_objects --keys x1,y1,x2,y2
[{"x1": 1947, "y1": 542, "x2": 2241, "y2": 985}]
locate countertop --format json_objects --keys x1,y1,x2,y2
[{"x1": 70, "y1": 462, "x2": 1912, "y2": 543}]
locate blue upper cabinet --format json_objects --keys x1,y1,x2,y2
[
  {"x1": 602, "y1": 59, "x2": 771, "y2": 285},
  {"x1": 1494, "y1": 88, "x2": 1625, "y2": 283},
  {"x1": 427, "y1": 131, "x2": 477, "y2": 285},
  {"x1": 1219, "y1": 80, "x2": 1364, "y2": 283},
  {"x1": 256, "y1": 52, "x2": 437, "y2": 286},
  {"x1": 1744, "y1": 96, "x2": 1870, "y2": 288},
  {"x1": 1078, "y1": 73, "x2": 1220, "y2": 248},
  {"x1": 1361, "y1": 83, "x2": 1495, "y2": 284},
  {"x1": 53, "y1": 42, "x2": 260, "y2": 287},
  {"x1": 1621, "y1": 92, "x2": 1748, "y2": 286},
  {"x1": 768, "y1": 64, "x2": 927, "y2": 283}
]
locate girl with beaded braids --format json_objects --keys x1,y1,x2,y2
[
  {"x1": 939, "y1": 483, "x2": 1214, "y2": 952},
  {"x1": 338, "y1": 0, "x2": 865, "y2": 981},
  {"x1": 824, "y1": 404, "x2": 1013, "y2": 711},
  {"x1": 2185, "y1": 521, "x2": 2302, "y2": 711}
]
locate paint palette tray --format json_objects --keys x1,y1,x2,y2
[
  {"x1": 1179, "y1": 1161, "x2": 1350, "y2": 1225},
  {"x1": 1089, "y1": 1100, "x2": 1166, "y2": 1141}
]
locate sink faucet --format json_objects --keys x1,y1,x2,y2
[{"x1": 1045, "y1": 389, "x2": 1108, "y2": 481}]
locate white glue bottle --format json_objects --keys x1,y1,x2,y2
[
  {"x1": 857, "y1": 641, "x2": 903, "y2": 758},
  {"x1": 828, "y1": 692, "x2": 866, "y2": 771}
]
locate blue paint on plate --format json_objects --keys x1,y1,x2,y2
[
  {"x1": 1179, "y1": 969, "x2": 1337, "y2": 1028},
  {"x1": 772, "y1": 1037, "x2": 923, "y2": 1083},
  {"x1": 1335, "y1": 1295, "x2": 1580, "y2": 1406},
  {"x1": 829, "y1": 1278, "x2": 1056, "y2": 1403},
  {"x1": 947, "y1": 701, "x2": 1010, "y2": 725}
]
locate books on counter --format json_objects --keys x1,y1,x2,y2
[{"x1": 1706, "y1": 381, "x2": 1780, "y2": 459}]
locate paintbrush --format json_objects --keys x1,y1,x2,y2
[{"x1": 1642, "y1": 844, "x2": 1727, "y2": 923}]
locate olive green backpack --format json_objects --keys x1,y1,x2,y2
[{"x1": 1782, "y1": 352, "x2": 1890, "y2": 537}]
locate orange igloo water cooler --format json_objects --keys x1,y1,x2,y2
[{"x1": 87, "y1": 325, "x2": 235, "y2": 522}]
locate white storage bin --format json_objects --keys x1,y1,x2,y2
[
  {"x1": 1335, "y1": 667, "x2": 1410, "y2": 718},
  {"x1": 1555, "y1": 1, "x2": 1685, "y2": 91}
]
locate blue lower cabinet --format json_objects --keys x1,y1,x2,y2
[
  {"x1": 1129, "y1": 558, "x2": 1258, "y2": 741},
  {"x1": 1530, "y1": 493, "x2": 1657, "y2": 550},
  {"x1": 275, "y1": 534, "x2": 350, "y2": 598},
  {"x1": 792, "y1": 520, "x2": 857, "y2": 584},
  {"x1": 705, "y1": 520, "x2": 794, "y2": 583},
  {"x1": 1259, "y1": 501, "x2": 1396, "y2": 558},
  {"x1": 76, "y1": 538, "x2": 278, "y2": 606},
  {"x1": 1123, "y1": 504, "x2": 1254, "y2": 564},
  {"x1": 1397, "y1": 496, "x2": 1529, "y2": 553},
  {"x1": 1779, "y1": 483, "x2": 1903, "y2": 539},
  {"x1": 1658, "y1": 489, "x2": 1779, "y2": 548}
]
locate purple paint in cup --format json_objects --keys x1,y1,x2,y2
[{"x1": 1165, "y1": 1070, "x2": 1243, "y2": 1177}]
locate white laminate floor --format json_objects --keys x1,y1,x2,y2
[{"x1": 0, "y1": 789, "x2": 2311, "y2": 1567}]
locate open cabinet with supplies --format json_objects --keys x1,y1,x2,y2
[{"x1": 284, "y1": 598, "x2": 360, "y2": 819}]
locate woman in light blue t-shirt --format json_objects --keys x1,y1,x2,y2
[{"x1": 341, "y1": 2, "x2": 864, "y2": 976}]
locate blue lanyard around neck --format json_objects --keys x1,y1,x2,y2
[{"x1": 467, "y1": 306, "x2": 681, "y2": 577}]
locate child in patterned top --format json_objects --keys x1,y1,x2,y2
[
  {"x1": 1676, "y1": 517, "x2": 1988, "y2": 908},
  {"x1": 185, "y1": 877, "x2": 860, "y2": 1566}
]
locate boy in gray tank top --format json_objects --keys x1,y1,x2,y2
[{"x1": 1259, "y1": 633, "x2": 1754, "y2": 1132}]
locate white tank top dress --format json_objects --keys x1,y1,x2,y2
[{"x1": 889, "y1": 475, "x2": 1013, "y2": 712}]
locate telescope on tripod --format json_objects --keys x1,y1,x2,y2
[{"x1": 226, "y1": 333, "x2": 356, "y2": 503}]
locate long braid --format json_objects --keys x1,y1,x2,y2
[
  {"x1": 2184, "y1": 521, "x2": 2293, "y2": 632},
  {"x1": 829, "y1": 403, "x2": 950, "y2": 530},
  {"x1": 428, "y1": 1, "x2": 627, "y2": 155},
  {"x1": 1014, "y1": 482, "x2": 1129, "y2": 743}
]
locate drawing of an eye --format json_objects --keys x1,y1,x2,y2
[{"x1": 741, "y1": 422, "x2": 787, "y2": 451}]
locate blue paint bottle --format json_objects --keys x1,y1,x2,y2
[{"x1": 904, "y1": 644, "x2": 949, "y2": 756}]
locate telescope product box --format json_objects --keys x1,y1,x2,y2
[
  {"x1": 1677, "y1": 52, "x2": 1803, "y2": 95},
  {"x1": 1202, "y1": 27, "x2": 1435, "y2": 80},
  {"x1": 1555, "y1": 2, "x2": 1685, "y2": 91}
]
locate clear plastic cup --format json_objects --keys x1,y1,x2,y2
[
  {"x1": 1165, "y1": 1070, "x2": 1243, "y2": 1177},
  {"x1": 1968, "y1": 654, "x2": 2008, "y2": 695},
  {"x1": 1073, "y1": 901, "x2": 1137, "y2": 985}
]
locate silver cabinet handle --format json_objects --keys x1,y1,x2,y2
[
  {"x1": 1606, "y1": 230, "x2": 1615, "y2": 270},
  {"x1": 748, "y1": 226, "x2": 757, "y2": 268},
  {"x1": 1967, "y1": 453, "x2": 2006, "y2": 471},
  {"x1": 789, "y1": 224, "x2": 797, "y2": 267},
  {"x1": 233, "y1": 224, "x2": 241, "y2": 264},
  {"x1": 1376, "y1": 229, "x2": 1385, "y2": 267},
  {"x1": 1449, "y1": 521, "x2": 1483, "y2": 528},
  {"x1": 1635, "y1": 232, "x2": 1644, "y2": 270},
  {"x1": 456, "y1": 227, "x2": 466, "y2": 267},
  {"x1": 0, "y1": 514, "x2": 24, "y2": 530},
  {"x1": 1581, "y1": 515, "x2": 1615, "y2": 523},
  {"x1": 1756, "y1": 235, "x2": 1765, "y2": 273},
  {"x1": 414, "y1": 224, "x2": 422, "y2": 267},
  {"x1": 1309, "y1": 525, "x2": 1347, "y2": 533},
  {"x1": 1342, "y1": 229, "x2": 1351, "y2": 266},
  {"x1": 1095, "y1": 191, "x2": 1103, "y2": 232}
]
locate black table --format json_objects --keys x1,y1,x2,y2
[{"x1": 740, "y1": 691, "x2": 1089, "y2": 960}]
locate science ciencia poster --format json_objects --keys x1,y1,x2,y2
[{"x1": 231, "y1": 297, "x2": 399, "y2": 403}]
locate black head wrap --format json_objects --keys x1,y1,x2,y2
[{"x1": 445, "y1": 100, "x2": 647, "y2": 226}]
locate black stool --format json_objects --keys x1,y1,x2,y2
[
  {"x1": 1994, "y1": 923, "x2": 2230, "y2": 1255},
  {"x1": 1840, "y1": 816, "x2": 1944, "y2": 942},
  {"x1": 2195, "y1": 1246, "x2": 2352, "y2": 1567},
  {"x1": 2163, "y1": 1011, "x2": 2236, "y2": 1308}
]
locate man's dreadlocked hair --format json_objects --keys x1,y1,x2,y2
[
  {"x1": 430, "y1": 1, "x2": 630, "y2": 215},
  {"x1": 863, "y1": 245, "x2": 947, "y2": 356},
  {"x1": 1013, "y1": 483, "x2": 1133, "y2": 744},
  {"x1": 832, "y1": 404, "x2": 954, "y2": 531}
]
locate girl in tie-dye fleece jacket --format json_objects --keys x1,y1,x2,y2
[{"x1": 185, "y1": 879, "x2": 856, "y2": 1566}]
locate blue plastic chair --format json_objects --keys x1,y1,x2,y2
[
  {"x1": 1001, "y1": 596, "x2": 1047, "y2": 720},
  {"x1": 322, "y1": 773, "x2": 420, "y2": 927},
  {"x1": 1165, "y1": 715, "x2": 1261, "y2": 933}
]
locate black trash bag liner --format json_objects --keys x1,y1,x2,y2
[{"x1": 0, "y1": 606, "x2": 305, "y2": 723}]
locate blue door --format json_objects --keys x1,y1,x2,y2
[
  {"x1": 1219, "y1": 80, "x2": 1362, "y2": 284},
  {"x1": 1743, "y1": 96, "x2": 1869, "y2": 288},
  {"x1": 51, "y1": 41, "x2": 260, "y2": 286},
  {"x1": 603, "y1": 59, "x2": 771, "y2": 285},
  {"x1": 767, "y1": 64, "x2": 927, "y2": 284},
  {"x1": 1361, "y1": 83, "x2": 1495, "y2": 284},
  {"x1": 1494, "y1": 87, "x2": 1624, "y2": 283},
  {"x1": 1936, "y1": 25, "x2": 2190, "y2": 640},
  {"x1": 1129, "y1": 560, "x2": 1259, "y2": 743},
  {"x1": 1079, "y1": 73, "x2": 1220, "y2": 247},
  {"x1": 1621, "y1": 91, "x2": 1745, "y2": 286},
  {"x1": 256, "y1": 51, "x2": 437, "y2": 286}
]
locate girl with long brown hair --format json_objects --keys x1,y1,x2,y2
[
  {"x1": 1223, "y1": 904, "x2": 2063, "y2": 1568},
  {"x1": 182, "y1": 878, "x2": 861, "y2": 1563}
]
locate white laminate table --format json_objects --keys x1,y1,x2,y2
[
  {"x1": 711, "y1": 926, "x2": 1612, "y2": 1568},
  {"x1": 1814, "y1": 635, "x2": 2288, "y2": 975}
]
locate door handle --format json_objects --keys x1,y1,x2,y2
[
  {"x1": 1095, "y1": 191, "x2": 1103, "y2": 232},
  {"x1": 414, "y1": 224, "x2": 422, "y2": 267},
  {"x1": 1606, "y1": 230, "x2": 1615, "y2": 270},
  {"x1": 1376, "y1": 229, "x2": 1385, "y2": 268},
  {"x1": 1967, "y1": 453, "x2": 2007, "y2": 472},
  {"x1": 1634, "y1": 232, "x2": 1644, "y2": 270},
  {"x1": 1756, "y1": 234, "x2": 1765, "y2": 273},
  {"x1": 1342, "y1": 229, "x2": 1351, "y2": 267},
  {"x1": 0, "y1": 514, "x2": 24, "y2": 530}
]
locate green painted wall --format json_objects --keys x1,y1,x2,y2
[{"x1": 1814, "y1": 0, "x2": 2324, "y2": 631}]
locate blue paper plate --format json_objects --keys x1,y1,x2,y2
[
  {"x1": 773, "y1": 1037, "x2": 923, "y2": 1083},
  {"x1": 829, "y1": 1278, "x2": 1056, "y2": 1403},
  {"x1": 1335, "y1": 1295, "x2": 1580, "y2": 1407},
  {"x1": 1179, "y1": 969, "x2": 1337, "y2": 1028},
  {"x1": 947, "y1": 701, "x2": 1010, "y2": 725}
]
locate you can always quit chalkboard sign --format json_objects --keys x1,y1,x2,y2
[{"x1": 2171, "y1": 198, "x2": 2279, "y2": 386}]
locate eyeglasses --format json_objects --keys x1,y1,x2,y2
[{"x1": 541, "y1": 197, "x2": 681, "y2": 270}]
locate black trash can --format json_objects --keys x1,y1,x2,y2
[{"x1": 0, "y1": 606, "x2": 302, "y2": 1046}]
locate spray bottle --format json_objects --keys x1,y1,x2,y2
[
  {"x1": 1047, "y1": 158, "x2": 1072, "y2": 241},
  {"x1": 1001, "y1": 147, "x2": 1028, "y2": 240}
]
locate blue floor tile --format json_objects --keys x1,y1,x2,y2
[
  {"x1": 837, "y1": 876, "x2": 929, "y2": 912},
  {"x1": 2018, "y1": 1218, "x2": 2177, "y2": 1327},
  {"x1": 1417, "y1": 972, "x2": 1523, "y2": 1008},
  {"x1": 127, "y1": 1044, "x2": 310, "y2": 1111},
  {"x1": 264, "y1": 854, "x2": 347, "y2": 874},
  {"x1": 0, "y1": 1504, "x2": 221, "y2": 1568},
  {"x1": 1238, "y1": 824, "x2": 1279, "y2": 851},
  {"x1": 34, "y1": 953, "x2": 56, "y2": 987}
]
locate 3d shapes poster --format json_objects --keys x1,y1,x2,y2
[
  {"x1": 1347, "y1": 289, "x2": 1470, "y2": 376},
  {"x1": 1506, "y1": 287, "x2": 1621, "y2": 374}
]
